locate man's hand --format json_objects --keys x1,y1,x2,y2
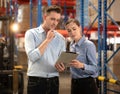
[
  {"x1": 46, "y1": 29, "x2": 55, "y2": 42},
  {"x1": 55, "y1": 62, "x2": 65, "y2": 72}
]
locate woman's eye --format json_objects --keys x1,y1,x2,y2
[
  {"x1": 68, "y1": 30, "x2": 71, "y2": 32},
  {"x1": 73, "y1": 28, "x2": 76, "y2": 31}
]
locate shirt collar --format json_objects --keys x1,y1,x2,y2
[
  {"x1": 71, "y1": 35, "x2": 86, "y2": 47},
  {"x1": 38, "y1": 25, "x2": 58, "y2": 35},
  {"x1": 38, "y1": 25, "x2": 45, "y2": 34}
]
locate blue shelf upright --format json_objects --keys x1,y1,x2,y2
[
  {"x1": 37, "y1": 0, "x2": 42, "y2": 26},
  {"x1": 103, "y1": 0, "x2": 107, "y2": 94},
  {"x1": 30, "y1": 0, "x2": 33, "y2": 28},
  {"x1": 98, "y1": 0, "x2": 102, "y2": 94}
]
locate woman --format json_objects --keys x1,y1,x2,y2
[{"x1": 56, "y1": 19, "x2": 98, "y2": 94}]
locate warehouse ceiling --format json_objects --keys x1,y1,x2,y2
[{"x1": 16, "y1": 0, "x2": 76, "y2": 6}]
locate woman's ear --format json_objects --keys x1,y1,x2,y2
[{"x1": 79, "y1": 26, "x2": 83, "y2": 36}]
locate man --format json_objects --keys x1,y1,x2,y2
[
  {"x1": 55, "y1": 19, "x2": 98, "y2": 94},
  {"x1": 25, "y1": 5, "x2": 66, "y2": 94}
]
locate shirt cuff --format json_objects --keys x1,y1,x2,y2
[{"x1": 29, "y1": 48, "x2": 41, "y2": 62}]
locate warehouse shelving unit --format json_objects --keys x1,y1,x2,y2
[{"x1": 80, "y1": 0, "x2": 120, "y2": 94}]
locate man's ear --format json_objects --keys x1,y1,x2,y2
[{"x1": 43, "y1": 15, "x2": 47, "y2": 20}]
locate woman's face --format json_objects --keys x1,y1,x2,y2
[{"x1": 65, "y1": 22, "x2": 82, "y2": 42}]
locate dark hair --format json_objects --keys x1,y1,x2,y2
[
  {"x1": 45, "y1": 5, "x2": 62, "y2": 15},
  {"x1": 65, "y1": 19, "x2": 80, "y2": 26}
]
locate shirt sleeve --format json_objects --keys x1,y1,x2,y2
[
  {"x1": 24, "y1": 30, "x2": 41, "y2": 63},
  {"x1": 84, "y1": 42, "x2": 98, "y2": 75}
]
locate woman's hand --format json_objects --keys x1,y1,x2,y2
[{"x1": 69, "y1": 59, "x2": 84, "y2": 69}]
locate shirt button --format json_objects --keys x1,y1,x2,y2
[{"x1": 47, "y1": 78, "x2": 49, "y2": 81}]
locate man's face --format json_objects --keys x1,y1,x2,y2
[
  {"x1": 43, "y1": 11, "x2": 61, "y2": 30},
  {"x1": 65, "y1": 22, "x2": 82, "y2": 42}
]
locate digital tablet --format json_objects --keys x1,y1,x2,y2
[{"x1": 56, "y1": 52, "x2": 78, "y2": 66}]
